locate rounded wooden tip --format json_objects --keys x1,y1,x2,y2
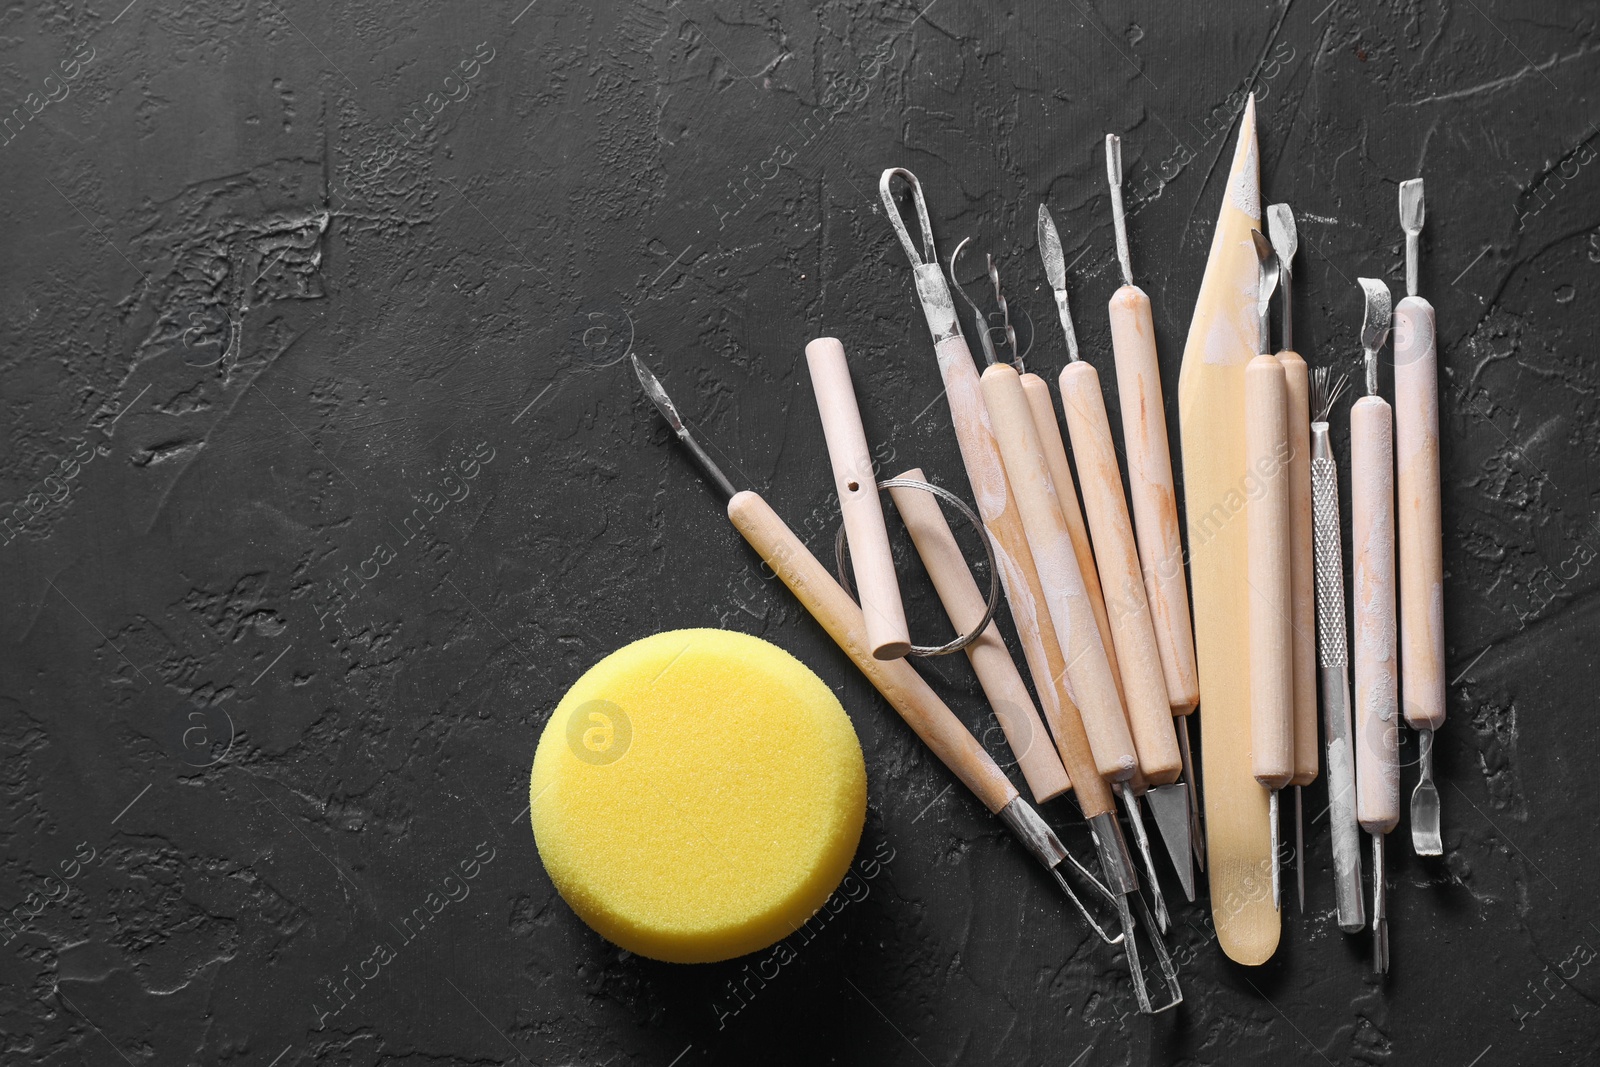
[
  {"x1": 804, "y1": 336, "x2": 846, "y2": 361},
  {"x1": 871, "y1": 640, "x2": 912, "y2": 661},
  {"x1": 1109, "y1": 284, "x2": 1151, "y2": 316}
]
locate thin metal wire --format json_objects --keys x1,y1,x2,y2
[{"x1": 833, "y1": 477, "x2": 1000, "y2": 657}]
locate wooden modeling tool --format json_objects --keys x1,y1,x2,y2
[
  {"x1": 1267, "y1": 205, "x2": 1317, "y2": 912},
  {"x1": 888, "y1": 467, "x2": 1072, "y2": 803},
  {"x1": 1396, "y1": 179, "x2": 1445, "y2": 858},
  {"x1": 1103, "y1": 133, "x2": 1204, "y2": 890},
  {"x1": 1248, "y1": 229, "x2": 1293, "y2": 914},
  {"x1": 629, "y1": 354, "x2": 1124, "y2": 943},
  {"x1": 949, "y1": 238, "x2": 1174, "y2": 931},
  {"x1": 1177, "y1": 94, "x2": 1279, "y2": 964},
  {"x1": 880, "y1": 169, "x2": 1180, "y2": 1011},
  {"x1": 1310, "y1": 367, "x2": 1366, "y2": 932},
  {"x1": 806, "y1": 337, "x2": 911, "y2": 660},
  {"x1": 1352, "y1": 278, "x2": 1396, "y2": 974},
  {"x1": 1031, "y1": 211, "x2": 1192, "y2": 917}
]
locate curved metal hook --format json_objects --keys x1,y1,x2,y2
[
  {"x1": 947, "y1": 237, "x2": 1019, "y2": 368},
  {"x1": 879, "y1": 168, "x2": 937, "y2": 267}
]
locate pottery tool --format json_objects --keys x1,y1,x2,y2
[
  {"x1": 1267, "y1": 204, "x2": 1317, "y2": 912},
  {"x1": 949, "y1": 239, "x2": 1174, "y2": 929},
  {"x1": 633, "y1": 353, "x2": 1181, "y2": 1011},
  {"x1": 879, "y1": 170, "x2": 1180, "y2": 1011},
  {"x1": 1177, "y1": 94, "x2": 1279, "y2": 964},
  {"x1": 1031, "y1": 211, "x2": 1194, "y2": 910},
  {"x1": 1352, "y1": 278, "x2": 1396, "y2": 974},
  {"x1": 1102, "y1": 134, "x2": 1204, "y2": 882},
  {"x1": 1247, "y1": 229, "x2": 1293, "y2": 914},
  {"x1": 530, "y1": 628, "x2": 867, "y2": 962},
  {"x1": 1310, "y1": 367, "x2": 1366, "y2": 932},
  {"x1": 1396, "y1": 179, "x2": 1445, "y2": 858},
  {"x1": 806, "y1": 337, "x2": 911, "y2": 660},
  {"x1": 887, "y1": 467, "x2": 1072, "y2": 803}
]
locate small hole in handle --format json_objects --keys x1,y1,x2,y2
[{"x1": 846, "y1": 481, "x2": 859, "y2": 492}]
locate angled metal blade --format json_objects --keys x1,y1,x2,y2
[
  {"x1": 1146, "y1": 784, "x2": 1196, "y2": 902},
  {"x1": 1266, "y1": 203, "x2": 1297, "y2": 274},
  {"x1": 1037, "y1": 204, "x2": 1066, "y2": 292},
  {"x1": 631, "y1": 354, "x2": 738, "y2": 500}
]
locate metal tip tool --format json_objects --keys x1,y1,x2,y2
[
  {"x1": 631, "y1": 354, "x2": 737, "y2": 501},
  {"x1": 1372, "y1": 832, "x2": 1389, "y2": 972},
  {"x1": 949, "y1": 237, "x2": 1023, "y2": 370},
  {"x1": 1358, "y1": 278, "x2": 1392, "y2": 396},
  {"x1": 1036, "y1": 205, "x2": 1081, "y2": 363},
  {"x1": 1267, "y1": 204, "x2": 1297, "y2": 350},
  {"x1": 1251, "y1": 229, "x2": 1280, "y2": 356},
  {"x1": 1104, "y1": 135, "x2": 1134, "y2": 288},
  {"x1": 1399, "y1": 179, "x2": 1425, "y2": 299}
]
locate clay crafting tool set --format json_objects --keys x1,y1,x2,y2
[{"x1": 604, "y1": 88, "x2": 1452, "y2": 999}]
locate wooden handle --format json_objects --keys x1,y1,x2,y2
[
  {"x1": 1019, "y1": 372, "x2": 1124, "y2": 706},
  {"x1": 727, "y1": 490, "x2": 1019, "y2": 814},
  {"x1": 1109, "y1": 285, "x2": 1200, "y2": 715},
  {"x1": 979, "y1": 362, "x2": 1137, "y2": 783},
  {"x1": 928, "y1": 335, "x2": 1115, "y2": 819},
  {"x1": 805, "y1": 337, "x2": 910, "y2": 660},
  {"x1": 1245, "y1": 354, "x2": 1293, "y2": 789},
  {"x1": 1394, "y1": 297, "x2": 1446, "y2": 731},
  {"x1": 889, "y1": 468, "x2": 1072, "y2": 802},
  {"x1": 1058, "y1": 360, "x2": 1183, "y2": 785},
  {"x1": 1350, "y1": 396, "x2": 1400, "y2": 834},
  {"x1": 1279, "y1": 350, "x2": 1319, "y2": 786}
]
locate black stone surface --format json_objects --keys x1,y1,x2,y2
[{"x1": 3, "y1": 1, "x2": 1598, "y2": 1063}]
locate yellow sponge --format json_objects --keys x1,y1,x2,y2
[{"x1": 530, "y1": 628, "x2": 867, "y2": 963}]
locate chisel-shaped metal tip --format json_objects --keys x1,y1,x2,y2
[
  {"x1": 1399, "y1": 178, "x2": 1424, "y2": 299},
  {"x1": 1411, "y1": 727, "x2": 1444, "y2": 855},
  {"x1": 1117, "y1": 784, "x2": 1171, "y2": 934},
  {"x1": 1371, "y1": 831, "x2": 1390, "y2": 974},
  {"x1": 1268, "y1": 788, "x2": 1282, "y2": 911},
  {"x1": 1146, "y1": 783, "x2": 1196, "y2": 901},
  {"x1": 631, "y1": 354, "x2": 739, "y2": 501}
]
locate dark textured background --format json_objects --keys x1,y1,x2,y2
[{"x1": 3, "y1": 0, "x2": 1598, "y2": 1063}]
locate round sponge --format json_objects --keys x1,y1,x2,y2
[{"x1": 530, "y1": 629, "x2": 867, "y2": 964}]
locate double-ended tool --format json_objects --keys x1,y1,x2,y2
[
  {"x1": 1267, "y1": 204, "x2": 1318, "y2": 913},
  {"x1": 1352, "y1": 278, "x2": 1397, "y2": 974},
  {"x1": 1248, "y1": 230, "x2": 1293, "y2": 913},
  {"x1": 1396, "y1": 179, "x2": 1446, "y2": 858}
]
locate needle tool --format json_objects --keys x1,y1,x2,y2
[
  {"x1": 1310, "y1": 366, "x2": 1366, "y2": 932},
  {"x1": 880, "y1": 169, "x2": 1181, "y2": 1011},
  {"x1": 1267, "y1": 204, "x2": 1317, "y2": 913},
  {"x1": 1248, "y1": 230, "x2": 1294, "y2": 913},
  {"x1": 1352, "y1": 278, "x2": 1397, "y2": 974},
  {"x1": 1103, "y1": 134, "x2": 1204, "y2": 887},
  {"x1": 1396, "y1": 179, "x2": 1445, "y2": 858}
]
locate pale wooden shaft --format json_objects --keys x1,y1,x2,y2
[
  {"x1": 1058, "y1": 360, "x2": 1183, "y2": 785},
  {"x1": 727, "y1": 490, "x2": 1018, "y2": 814},
  {"x1": 1350, "y1": 396, "x2": 1400, "y2": 833},
  {"x1": 1279, "y1": 350, "x2": 1319, "y2": 785},
  {"x1": 1394, "y1": 297, "x2": 1446, "y2": 731},
  {"x1": 929, "y1": 335, "x2": 1115, "y2": 818},
  {"x1": 1245, "y1": 354, "x2": 1294, "y2": 788},
  {"x1": 889, "y1": 467, "x2": 1072, "y2": 802},
  {"x1": 805, "y1": 337, "x2": 910, "y2": 660},
  {"x1": 979, "y1": 362, "x2": 1137, "y2": 783},
  {"x1": 1109, "y1": 285, "x2": 1200, "y2": 714},
  {"x1": 1019, "y1": 372, "x2": 1124, "y2": 707}
]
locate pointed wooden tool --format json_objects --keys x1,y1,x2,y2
[{"x1": 1177, "y1": 94, "x2": 1280, "y2": 964}]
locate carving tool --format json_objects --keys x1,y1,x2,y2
[
  {"x1": 1352, "y1": 278, "x2": 1397, "y2": 974},
  {"x1": 1267, "y1": 204, "x2": 1317, "y2": 912},
  {"x1": 1310, "y1": 366, "x2": 1366, "y2": 932},
  {"x1": 880, "y1": 169, "x2": 1180, "y2": 1011},
  {"x1": 1102, "y1": 134, "x2": 1204, "y2": 884},
  {"x1": 949, "y1": 239, "x2": 1175, "y2": 929},
  {"x1": 806, "y1": 337, "x2": 911, "y2": 660},
  {"x1": 1247, "y1": 230, "x2": 1293, "y2": 914},
  {"x1": 1177, "y1": 94, "x2": 1279, "y2": 964},
  {"x1": 888, "y1": 467, "x2": 1073, "y2": 803},
  {"x1": 629, "y1": 354, "x2": 1124, "y2": 946},
  {"x1": 1396, "y1": 179, "x2": 1445, "y2": 857},
  {"x1": 1031, "y1": 212, "x2": 1193, "y2": 910}
]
